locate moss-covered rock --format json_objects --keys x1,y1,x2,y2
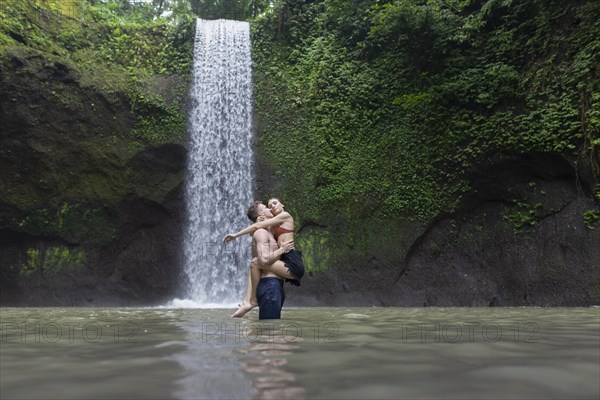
[{"x1": 0, "y1": 0, "x2": 191, "y2": 305}]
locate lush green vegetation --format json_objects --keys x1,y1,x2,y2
[
  {"x1": 18, "y1": 202, "x2": 116, "y2": 245},
  {"x1": 19, "y1": 246, "x2": 86, "y2": 276},
  {"x1": 584, "y1": 184, "x2": 600, "y2": 229},
  {"x1": 251, "y1": 0, "x2": 600, "y2": 226},
  {"x1": 0, "y1": 0, "x2": 195, "y2": 145}
]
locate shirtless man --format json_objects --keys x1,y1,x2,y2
[{"x1": 233, "y1": 201, "x2": 293, "y2": 319}]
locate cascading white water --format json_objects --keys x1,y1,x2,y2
[{"x1": 182, "y1": 19, "x2": 254, "y2": 305}]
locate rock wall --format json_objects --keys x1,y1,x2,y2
[
  {"x1": 274, "y1": 152, "x2": 600, "y2": 307},
  {"x1": 0, "y1": 46, "x2": 187, "y2": 306}
]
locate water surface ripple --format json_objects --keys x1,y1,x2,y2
[{"x1": 1, "y1": 307, "x2": 598, "y2": 399}]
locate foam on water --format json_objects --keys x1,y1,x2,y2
[{"x1": 160, "y1": 298, "x2": 238, "y2": 309}]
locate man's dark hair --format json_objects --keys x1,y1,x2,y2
[{"x1": 246, "y1": 200, "x2": 263, "y2": 222}]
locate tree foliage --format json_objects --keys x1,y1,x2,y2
[{"x1": 252, "y1": 0, "x2": 600, "y2": 223}]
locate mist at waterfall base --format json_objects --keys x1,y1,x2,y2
[{"x1": 168, "y1": 19, "x2": 254, "y2": 308}]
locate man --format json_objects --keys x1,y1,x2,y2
[{"x1": 232, "y1": 201, "x2": 293, "y2": 319}]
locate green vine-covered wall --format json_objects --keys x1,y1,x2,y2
[{"x1": 252, "y1": 0, "x2": 599, "y2": 225}]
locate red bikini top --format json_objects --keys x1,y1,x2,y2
[{"x1": 273, "y1": 225, "x2": 294, "y2": 240}]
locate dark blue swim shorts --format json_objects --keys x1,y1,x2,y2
[{"x1": 257, "y1": 277, "x2": 285, "y2": 320}]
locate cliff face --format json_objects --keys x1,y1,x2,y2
[
  {"x1": 282, "y1": 152, "x2": 600, "y2": 307},
  {"x1": 0, "y1": 46, "x2": 187, "y2": 306},
  {"x1": 0, "y1": 0, "x2": 196, "y2": 306}
]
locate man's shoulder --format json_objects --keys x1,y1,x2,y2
[{"x1": 252, "y1": 228, "x2": 270, "y2": 241}]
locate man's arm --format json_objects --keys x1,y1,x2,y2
[
  {"x1": 254, "y1": 230, "x2": 293, "y2": 266},
  {"x1": 223, "y1": 212, "x2": 291, "y2": 243}
]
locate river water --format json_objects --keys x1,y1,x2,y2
[{"x1": 1, "y1": 307, "x2": 598, "y2": 399}]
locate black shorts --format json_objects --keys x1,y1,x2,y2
[{"x1": 280, "y1": 249, "x2": 305, "y2": 287}]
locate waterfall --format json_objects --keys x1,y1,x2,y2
[{"x1": 181, "y1": 19, "x2": 254, "y2": 306}]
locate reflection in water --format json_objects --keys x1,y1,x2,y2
[
  {"x1": 238, "y1": 323, "x2": 305, "y2": 400},
  {"x1": 168, "y1": 310, "x2": 255, "y2": 400}
]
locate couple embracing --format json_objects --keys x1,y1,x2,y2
[{"x1": 223, "y1": 198, "x2": 305, "y2": 319}]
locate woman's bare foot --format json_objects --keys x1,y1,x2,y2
[{"x1": 231, "y1": 302, "x2": 257, "y2": 318}]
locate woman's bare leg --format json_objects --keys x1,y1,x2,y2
[
  {"x1": 232, "y1": 259, "x2": 261, "y2": 318},
  {"x1": 256, "y1": 260, "x2": 295, "y2": 280},
  {"x1": 238, "y1": 267, "x2": 252, "y2": 307}
]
